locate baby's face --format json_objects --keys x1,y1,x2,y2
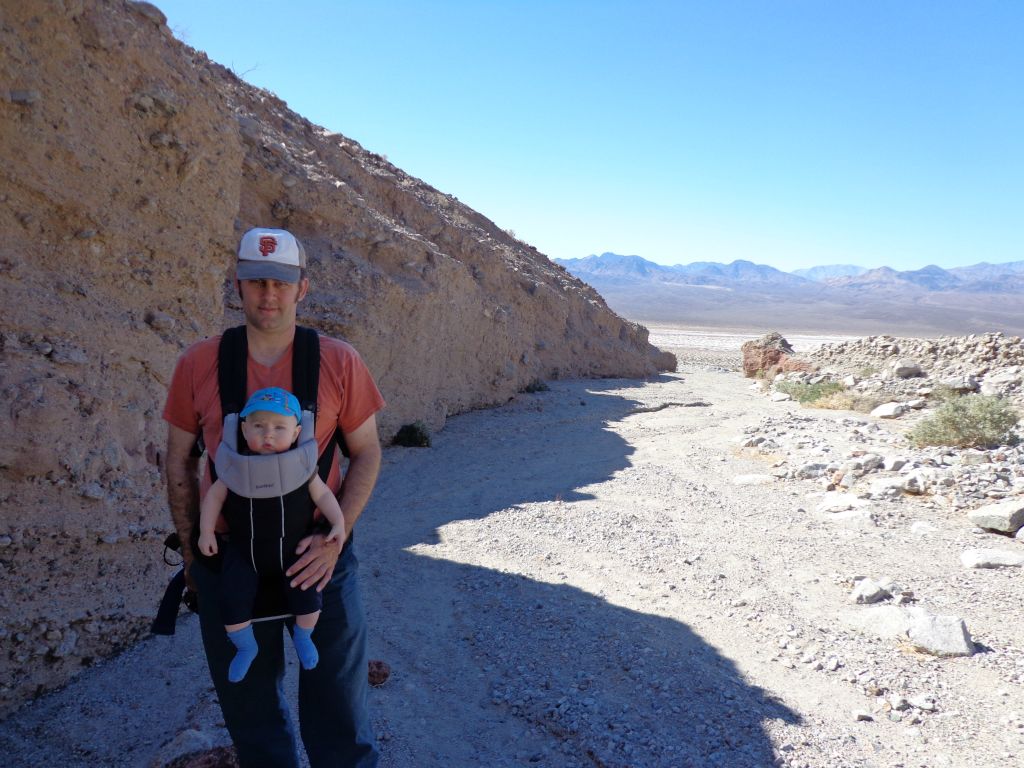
[{"x1": 240, "y1": 410, "x2": 301, "y2": 454}]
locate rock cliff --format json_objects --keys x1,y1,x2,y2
[{"x1": 0, "y1": 0, "x2": 673, "y2": 714}]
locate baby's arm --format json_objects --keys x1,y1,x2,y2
[
  {"x1": 308, "y1": 476, "x2": 348, "y2": 547},
  {"x1": 197, "y1": 479, "x2": 228, "y2": 556}
]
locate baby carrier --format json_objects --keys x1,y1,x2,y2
[{"x1": 152, "y1": 326, "x2": 349, "y2": 633}]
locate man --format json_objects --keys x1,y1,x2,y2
[{"x1": 163, "y1": 227, "x2": 384, "y2": 767}]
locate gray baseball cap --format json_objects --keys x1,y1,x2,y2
[{"x1": 236, "y1": 227, "x2": 306, "y2": 283}]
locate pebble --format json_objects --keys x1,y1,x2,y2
[
  {"x1": 9, "y1": 90, "x2": 41, "y2": 105},
  {"x1": 80, "y1": 483, "x2": 106, "y2": 500}
]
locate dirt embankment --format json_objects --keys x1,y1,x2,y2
[{"x1": 0, "y1": 0, "x2": 672, "y2": 715}]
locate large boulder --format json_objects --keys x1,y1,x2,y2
[
  {"x1": 741, "y1": 332, "x2": 805, "y2": 378},
  {"x1": 967, "y1": 498, "x2": 1024, "y2": 534}
]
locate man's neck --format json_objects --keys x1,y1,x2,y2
[{"x1": 245, "y1": 324, "x2": 296, "y2": 367}]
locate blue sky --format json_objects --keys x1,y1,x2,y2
[{"x1": 159, "y1": 1, "x2": 1022, "y2": 272}]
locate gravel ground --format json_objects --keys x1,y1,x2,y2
[{"x1": 1, "y1": 345, "x2": 1022, "y2": 767}]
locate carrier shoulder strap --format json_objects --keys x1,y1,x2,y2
[{"x1": 218, "y1": 325, "x2": 249, "y2": 418}]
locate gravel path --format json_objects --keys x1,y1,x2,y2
[{"x1": 2, "y1": 360, "x2": 1022, "y2": 767}]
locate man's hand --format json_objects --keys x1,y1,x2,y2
[
  {"x1": 287, "y1": 414, "x2": 381, "y2": 592},
  {"x1": 287, "y1": 532, "x2": 343, "y2": 592}
]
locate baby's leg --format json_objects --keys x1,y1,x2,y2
[
  {"x1": 283, "y1": 545, "x2": 323, "y2": 670},
  {"x1": 291, "y1": 611, "x2": 320, "y2": 670},
  {"x1": 221, "y1": 546, "x2": 260, "y2": 683},
  {"x1": 226, "y1": 621, "x2": 258, "y2": 683}
]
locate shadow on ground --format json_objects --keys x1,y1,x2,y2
[
  {"x1": 361, "y1": 377, "x2": 800, "y2": 766},
  {"x1": 0, "y1": 376, "x2": 798, "y2": 768}
]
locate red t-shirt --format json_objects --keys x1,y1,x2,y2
[{"x1": 163, "y1": 334, "x2": 385, "y2": 497}]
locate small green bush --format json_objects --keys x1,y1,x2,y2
[
  {"x1": 522, "y1": 378, "x2": 550, "y2": 393},
  {"x1": 808, "y1": 390, "x2": 887, "y2": 413},
  {"x1": 908, "y1": 394, "x2": 1020, "y2": 449},
  {"x1": 392, "y1": 421, "x2": 431, "y2": 447},
  {"x1": 927, "y1": 384, "x2": 962, "y2": 404},
  {"x1": 774, "y1": 380, "x2": 846, "y2": 404}
]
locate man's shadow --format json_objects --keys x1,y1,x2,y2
[{"x1": 361, "y1": 378, "x2": 800, "y2": 767}]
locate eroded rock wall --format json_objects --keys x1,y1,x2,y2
[{"x1": 0, "y1": 0, "x2": 672, "y2": 714}]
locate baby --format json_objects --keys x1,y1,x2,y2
[{"x1": 198, "y1": 387, "x2": 347, "y2": 683}]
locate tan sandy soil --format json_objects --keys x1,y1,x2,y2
[{"x1": 1, "y1": 362, "x2": 1022, "y2": 767}]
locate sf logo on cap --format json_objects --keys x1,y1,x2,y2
[{"x1": 258, "y1": 236, "x2": 277, "y2": 256}]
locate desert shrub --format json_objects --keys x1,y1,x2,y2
[
  {"x1": 774, "y1": 380, "x2": 846, "y2": 404},
  {"x1": 392, "y1": 421, "x2": 431, "y2": 447},
  {"x1": 522, "y1": 378, "x2": 550, "y2": 393},
  {"x1": 926, "y1": 384, "x2": 963, "y2": 404},
  {"x1": 808, "y1": 390, "x2": 887, "y2": 413},
  {"x1": 908, "y1": 394, "x2": 1020, "y2": 449},
  {"x1": 857, "y1": 365, "x2": 879, "y2": 378}
]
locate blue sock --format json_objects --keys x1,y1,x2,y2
[
  {"x1": 292, "y1": 624, "x2": 319, "y2": 670},
  {"x1": 227, "y1": 625, "x2": 258, "y2": 683}
]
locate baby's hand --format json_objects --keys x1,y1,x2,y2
[
  {"x1": 325, "y1": 523, "x2": 347, "y2": 548},
  {"x1": 198, "y1": 531, "x2": 218, "y2": 556}
]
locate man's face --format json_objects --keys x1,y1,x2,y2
[
  {"x1": 237, "y1": 277, "x2": 309, "y2": 333},
  {"x1": 240, "y1": 410, "x2": 302, "y2": 454}
]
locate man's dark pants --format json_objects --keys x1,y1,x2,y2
[{"x1": 191, "y1": 542, "x2": 379, "y2": 767}]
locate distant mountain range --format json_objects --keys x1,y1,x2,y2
[
  {"x1": 553, "y1": 253, "x2": 1024, "y2": 335},
  {"x1": 792, "y1": 265, "x2": 867, "y2": 281}
]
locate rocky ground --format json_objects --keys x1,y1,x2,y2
[{"x1": 1, "y1": 334, "x2": 1022, "y2": 767}]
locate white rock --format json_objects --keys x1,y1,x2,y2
[
  {"x1": 867, "y1": 476, "x2": 906, "y2": 495},
  {"x1": 52, "y1": 630, "x2": 78, "y2": 658},
  {"x1": 80, "y1": 482, "x2": 106, "y2": 500},
  {"x1": 959, "y1": 450, "x2": 990, "y2": 466},
  {"x1": 906, "y1": 608, "x2": 974, "y2": 657},
  {"x1": 816, "y1": 492, "x2": 871, "y2": 513},
  {"x1": 824, "y1": 509, "x2": 876, "y2": 528},
  {"x1": 770, "y1": 392, "x2": 793, "y2": 402},
  {"x1": 845, "y1": 605, "x2": 912, "y2": 639},
  {"x1": 960, "y1": 548, "x2": 1024, "y2": 569},
  {"x1": 850, "y1": 578, "x2": 891, "y2": 604},
  {"x1": 890, "y1": 695, "x2": 910, "y2": 711},
  {"x1": 861, "y1": 454, "x2": 884, "y2": 471},
  {"x1": 796, "y1": 462, "x2": 828, "y2": 479},
  {"x1": 980, "y1": 370, "x2": 1022, "y2": 396},
  {"x1": 892, "y1": 360, "x2": 924, "y2": 378},
  {"x1": 732, "y1": 474, "x2": 776, "y2": 486},
  {"x1": 871, "y1": 402, "x2": 907, "y2": 419},
  {"x1": 902, "y1": 472, "x2": 930, "y2": 495},
  {"x1": 908, "y1": 694, "x2": 937, "y2": 712},
  {"x1": 967, "y1": 498, "x2": 1024, "y2": 534},
  {"x1": 940, "y1": 375, "x2": 979, "y2": 393},
  {"x1": 910, "y1": 521, "x2": 938, "y2": 538}
]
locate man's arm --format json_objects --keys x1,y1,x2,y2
[
  {"x1": 166, "y1": 423, "x2": 201, "y2": 587},
  {"x1": 287, "y1": 413, "x2": 382, "y2": 591}
]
